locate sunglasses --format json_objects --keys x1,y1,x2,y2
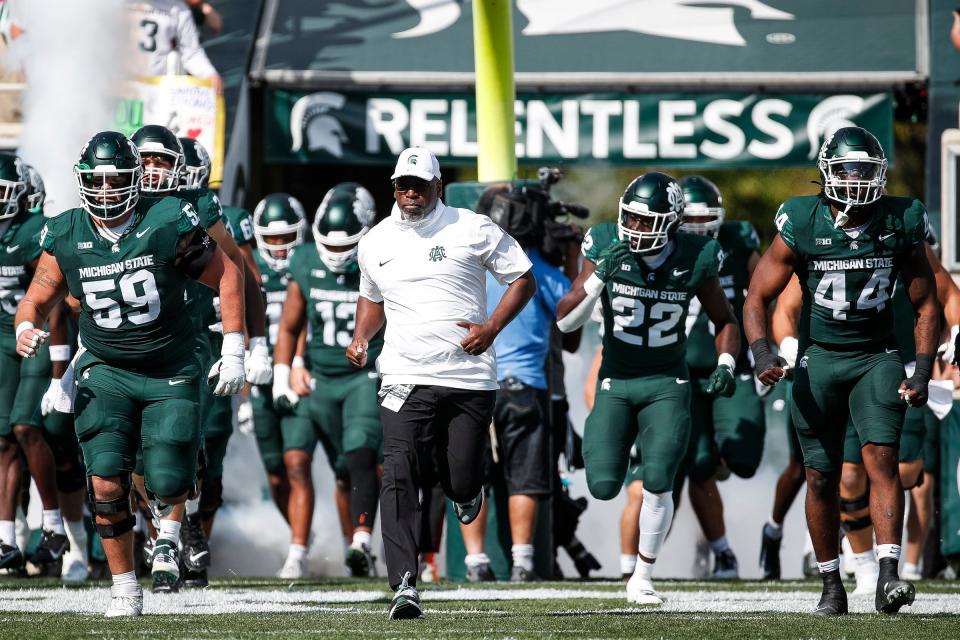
[{"x1": 394, "y1": 177, "x2": 431, "y2": 193}]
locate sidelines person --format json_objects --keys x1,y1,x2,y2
[
  {"x1": 13, "y1": 130, "x2": 245, "y2": 617},
  {"x1": 347, "y1": 147, "x2": 536, "y2": 619}
]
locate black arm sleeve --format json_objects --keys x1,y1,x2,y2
[{"x1": 175, "y1": 229, "x2": 218, "y2": 280}]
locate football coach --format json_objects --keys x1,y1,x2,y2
[{"x1": 347, "y1": 147, "x2": 536, "y2": 619}]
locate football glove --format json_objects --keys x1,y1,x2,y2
[
  {"x1": 245, "y1": 336, "x2": 273, "y2": 385},
  {"x1": 236, "y1": 397, "x2": 254, "y2": 434},
  {"x1": 778, "y1": 336, "x2": 799, "y2": 369},
  {"x1": 272, "y1": 364, "x2": 300, "y2": 413},
  {"x1": 705, "y1": 354, "x2": 737, "y2": 397},
  {"x1": 940, "y1": 324, "x2": 960, "y2": 364},
  {"x1": 40, "y1": 378, "x2": 64, "y2": 416},
  {"x1": 208, "y1": 332, "x2": 245, "y2": 396},
  {"x1": 594, "y1": 241, "x2": 633, "y2": 282}
]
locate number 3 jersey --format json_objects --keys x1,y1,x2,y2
[
  {"x1": 41, "y1": 197, "x2": 203, "y2": 369},
  {"x1": 583, "y1": 223, "x2": 722, "y2": 378},
  {"x1": 775, "y1": 194, "x2": 927, "y2": 350},
  {"x1": 286, "y1": 244, "x2": 382, "y2": 376}
]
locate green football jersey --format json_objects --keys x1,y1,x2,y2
[
  {"x1": 174, "y1": 187, "x2": 223, "y2": 229},
  {"x1": 775, "y1": 195, "x2": 927, "y2": 349},
  {"x1": 178, "y1": 188, "x2": 225, "y2": 332},
  {"x1": 684, "y1": 221, "x2": 760, "y2": 372},
  {"x1": 221, "y1": 206, "x2": 254, "y2": 247},
  {"x1": 0, "y1": 211, "x2": 45, "y2": 332},
  {"x1": 254, "y1": 249, "x2": 290, "y2": 354},
  {"x1": 287, "y1": 243, "x2": 382, "y2": 376},
  {"x1": 583, "y1": 223, "x2": 722, "y2": 378},
  {"x1": 41, "y1": 197, "x2": 201, "y2": 369}
]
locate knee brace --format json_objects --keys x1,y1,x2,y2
[
  {"x1": 840, "y1": 489, "x2": 871, "y2": 531},
  {"x1": 198, "y1": 475, "x2": 223, "y2": 521},
  {"x1": 87, "y1": 475, "x2": 136, "y2": 539}
]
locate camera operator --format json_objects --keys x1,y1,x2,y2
[{"x1": 459, "y1": 173, "x2": 585, "y2": 582}]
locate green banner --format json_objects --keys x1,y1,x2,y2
[
  {"x1": 266, "y1": 91, "x2": 892, "y2": 168},
  {"x1": 941, "y1": 404, "x2": 960, "y2": 556}
]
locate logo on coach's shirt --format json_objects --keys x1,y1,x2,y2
[{"x1": 428, "y1": 245, "x2": 446, "y2": 262}]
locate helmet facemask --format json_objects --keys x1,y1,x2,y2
[
  {"x1": 313, "y1": 225, "x2": 366, "y2": 273},
  {"x1": 255, "y1": 223, "x2": 304, "y2": 271},
  {"x1": 680, "y1": 202, "x2": 724, "y2": 237},
  {"x1": 75, "y1": 165, "x2": 142, "y2": 220},
  {"x1": 0, "y1": 172, "x2": 27, "y2": 221},
  {"x1": 138, "y1": 145, "x2": 185, "y2": 194},
  {"x1": 182, "y1": 163, "x2": 209, "y2": 190},
  {"x1": 819, "y1": 153, "x2": 887, "y2": 209},
  {"x1": 618, "y1": 200, "x2": 679, "y2": 255}
]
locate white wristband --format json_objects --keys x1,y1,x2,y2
[
  {"x1": 221, "y1": 331, "x2": 245, "y2": 357},
  {"x1": 273, "y1": 363, "x2": 291, "y2": 387},
  {"x1": 717, "y1": 353, "x2": 737, "y2": 370},
  {"x1": 15, "y1": 321, "x2": 35, "y2": 341},
  {"x1": 292, "y1": 356, "x2": 306, "y2": 369},
  {"x1": 249, "y1": 336, "x2": 268, "y2": 352},
  {"x1": 49, "y1": 345, "x2": 71, "y2": 362},
  {"x1": 582, "y1": 272, "x2": 605, "y2": 298}
]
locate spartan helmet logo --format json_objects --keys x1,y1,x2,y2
[
  {"x1": 289, "y1": 92, "x2": 348, "y2": 157},
  {"x1": 666, "y1": 181, "x2": 684, "y2": 213}
]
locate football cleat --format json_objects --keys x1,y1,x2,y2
[
  {"x1": 142, "y1": 536, "x2": 156, "y2": 570},
  {"x1": 626, "y1": 572, "x2": 663, "y2": 606},
  {"x1": 181, "y1": 514, "x2": 210, "y2": 571},
  {"x1": 852, "y1": 559, "x2": 880, "y2": 596},
  {"x1": 510, "y1": 565, "x2": 536, "y2": 583},
  {"x1": 813, "y1": 573, "x2": 848, "y2": 616},
  {"x1": 759, "y1": 526, "x2": 782, "y2": 580},
  {"x1": 151, "y1": 538, "x2": 181, "y2": 593},
  {"x1": 182, "y1": 566, "x2": 209, "y2": 589},
  {"x1": 710, "y1": 548, "x2": 739, "y2": 580},
  {"x1": 0, "y1": 542, "x2": 23, "y2": 571},
  {"x1": 465, "y1": 562, "x2": 495, "y2": 583},
  {"x1": 876, "y1": 578, "x2": 915, "y2": 614},
  {"x1": 346, "y1": 542, "x2": 377, "y2": 578},
  {"x1": 105, "y1": 584, "x2": 143, "y2": 618},
  {"x1": 388, "y1": 571, "x2": 422, "y2": 620},
  {"x1": 30, "y1": 530, "x2": 70, "y2": 566},
  {"x1": 61, "y1": 546, "x2": 89, "y2": 584},
  {"x1": 277, "y1": 555, "x2": 307, "y2": 579},
  {"x1": 454, "y1": 492, "x2": 483, "y2": 525}
]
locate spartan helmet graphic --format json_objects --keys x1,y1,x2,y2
[{"x1": 289, "y1": 92, "x2": 349, "y2": 157}]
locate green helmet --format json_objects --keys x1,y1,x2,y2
[
  {"x1": 817, "y1": 126, "x2": 887, "y2": 208},
  {"x1": 23, "y1": 163, "x2": 45, "y2": 214},
  {"x1": 253, "y1": 193, "x2": 306, "y2": 271},
  {"x1": 131, "y1": 124, "x2": 184, "y2": 194},
  {"x1": 179, "y1": 137, "x2": 211, "y2": 190},
  {"x1": 618, "y1": 172, "x2": 684, "y2": 255},
  {"x1": 679, "y1": 176, "x2": 724, "y2": 237},
  {"x1": 74, "y1": 131, "x2": 143, "y2": 220},
  {"x1": 0, "y1": 152, "x2": 28, "y2": 221},
  {"x1": 313, "y1": 182, "x2": 376, "y2": 272}
]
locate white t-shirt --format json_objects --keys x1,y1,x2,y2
[
  {"x1": 358, "y1": 201, "x2": 532, "y2": 390},
  {"x1": 128, "y1": 0, "x2": 217, "y2": 78}
]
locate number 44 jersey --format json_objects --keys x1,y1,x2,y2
[
  {"x1": 583, "y1": 223, "x2": 722, "y2": 378},
  {"x1": 41, "y1": 197, "x2": 202, "y2": 369},
  {"x1": 775, "y1": 194, "x2": 928, "y2": 349}
]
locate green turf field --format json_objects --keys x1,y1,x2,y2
[{"x1": 0, "y1": 577, "x2": 957, "y2": 639}]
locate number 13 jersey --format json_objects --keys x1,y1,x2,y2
[
  {"x1": 775, "y1": 194, "x2": 928, "y2": 350},
  {"x1": 583, "y1": 223, "x2": 721, "y2": 378},
  {"x1": 41, "y1": 197, "x2": 203, "y2": 369}
]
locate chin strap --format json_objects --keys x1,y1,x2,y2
[{"x1": 834, "y1": 202, "x2": 852, "y2": 228}]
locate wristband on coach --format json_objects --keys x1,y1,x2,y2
[
  {"x1": 15, "y1": 321, "x2": 35, "y2": 341},
  {"x1": 49, "y1": 345, "x2": 71, "y2": 362}
]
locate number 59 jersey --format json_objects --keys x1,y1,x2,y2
[
  {"x1": 41, "y1": 197, "x2": 202, "y2": 369},
  {"x1": 583, "y1": 223, "x2": 722, "y2": 378},
  {"x1": 775, "y1": 194, "x2": 928, "y2": 350}
]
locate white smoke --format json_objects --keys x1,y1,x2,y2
[{"x1": 9, "y1": 0, "x2": 134, "y2": 215}]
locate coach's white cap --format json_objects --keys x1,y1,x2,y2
[{"x1": 391, "y1": 147, "x2": 441, "y2": 182}]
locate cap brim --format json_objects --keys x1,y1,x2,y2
[{"x1": 390, "y1": 168, "x2": 436, "y2": 181}]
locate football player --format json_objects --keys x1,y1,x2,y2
[
  {"x1": 557, "y1": 172, "x2": 740, "y2": 604},
  {"x1": 744, "y1": 126, "x2": 937, "y2": 615},
  {"x1": 14, "y1": 130, "x2": 245, "y2": 617},
  {"x1": 675, "y1": 176, "x2": 763, "y2": 580},
  {"x1": 272, "y1": 183, "x2": 383, "y2": 579},
  {"x1": 0, "y1": 152, "x2": 70, "y2": 573}
]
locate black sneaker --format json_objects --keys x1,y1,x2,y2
[
  {"x1": 0, "y1": 543, "x2": 24, "y2": 571},
  {"x1": 346, "y1": 542, "x2": 377, "y2": 578},
  {"x1": 711, "y1": 548, "x2": 739, "y2": 580},
  {"x1": 510, "y1": 565, "x2": 536, "y2": 583},
  {"x1": 465, "y1": 562, "x2": 495, "y2": 582},
  {"x1": 388, "y1": 571, "x2": 422, "y2": 620},
  {"x1": 30, "y1": 530, "x2": 70, "y2": 566},
  {"x1": 759, "y1": 526, "x2": 782, "y2": 580},
  {"x1": 182, "y1": 514, "x2": 210, "y2": 571},
  {"x1": 813, "y1": 571, "x2": 848, "y2": 616},
  {"x1": 182, "y1": 566, "x2": 209, "y2": 589},
  {"x1": 876, "y1": 558, "x2": 915, "y2": 614}
]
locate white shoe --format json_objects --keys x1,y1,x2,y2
[
  {"x1": 277, "y1": 555, "x2": 306, "y2": 579},
  {"x1": 840, "y1": 535, "x2": 856, "y2": 578},
  {"x1": 105, "y1": 585, "x2": 143, "y2": 618},
  {"x1": 901, "y1": 563, "x2": 922, "y2": 581},
  {"x1": 626, "y1": 572, "x2": 663, "y2": 605},
  {"x1": 61, "y1": 548, "x2": 90, "y2": 584},
  {"x1": 852, "y1": 560, "x2": 880, "y2": 596}
]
